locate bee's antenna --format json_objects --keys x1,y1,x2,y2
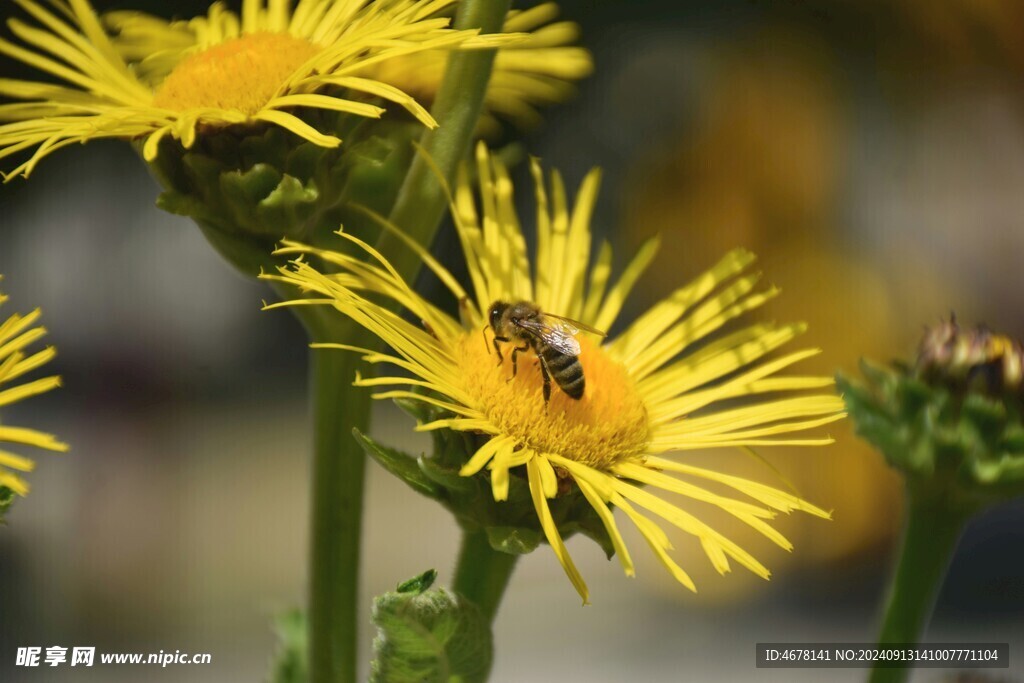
[{"x1": 482, "y1": 324, "x2": 492, "y2": 355}]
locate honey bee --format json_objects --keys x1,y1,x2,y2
[{"x1": 486, "y1": 300, "x2": 605, "y2": 403}]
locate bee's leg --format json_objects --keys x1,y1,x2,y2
[
  {"x1": 492, "y1": 335, "x2": 510, "y2": 366},
  {"x1": 508, "y1": 343, "x2": 530, "y2": 382},
  {"x1": 539, "y1": 358, "x2": 552, "y2": 403}
]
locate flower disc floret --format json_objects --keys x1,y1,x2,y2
[
  {"x1": 459, "y1": 333, "x2": 649, "y2": 471},
  {"x1": 153, "y1": 32, "x2": 320, "y2": 114}
]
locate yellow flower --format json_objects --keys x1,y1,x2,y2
[
  {"x1": 267, "y1": 144, "x2": 845, "y2": 603},
  {"x1": 109, "y1": 2, "x2": 592, "y2": 135},
  {"x1": 0, "y1": 278, "x2": 67, "y2": 503},
  {"x1": 363, "y1": 2, "x2": 593, "y2": 132},
  {"x1": 0, "y1": 0, "x2": 517, "y2": 179}
]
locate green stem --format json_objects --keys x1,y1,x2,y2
[
  {"x1": 869, "y1": 491, "x2": 968, "y2": 683},
  {"x1": 378, "y1": 0, "x2": 513, "y2": 283},
  {"x1": 452, "y1": 529, "x2": 519, "y2": 623},
  {"x1": 306, "y1": 317, "x2": 372, "y2": 683}
]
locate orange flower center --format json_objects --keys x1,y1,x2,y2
[
  {"x1": 153, "y1": 32, "x2": 319, "y2": 114},
  {"x1": 459, "y1": 332, "x2": 650, "y2": 470}
]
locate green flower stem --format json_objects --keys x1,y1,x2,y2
[
  {"x1": 378, "y1": 0, "x2": 513, "y2": 282},
  {"x1": 869, "y1": 490, "x2": 968, "y2": 683},
  {"x1": 304, "y1": 315, "x2": 372, "y2": 683},
  {"x1": 452, "y1": 529, "x2": 519, "y2": 623}
]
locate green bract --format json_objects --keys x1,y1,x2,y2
[
  {"x1": 839, "y1": 345, "x2": 1024, "y2": 511},
  {"x1": 142, "y1": 118, "x2": 421, "y2": 276}
]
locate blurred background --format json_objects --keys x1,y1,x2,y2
[{"x1": 2, "y1": 0, "x2": 1024, "y2": 680}]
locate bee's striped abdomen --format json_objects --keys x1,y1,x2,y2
[{"x1": 537, "y1": 340, "x2": 585, "y2": 399}]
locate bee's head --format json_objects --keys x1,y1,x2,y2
[{"x1": 487, "y1": 301, "x2": 508, "y2": 330}]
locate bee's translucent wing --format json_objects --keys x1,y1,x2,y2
[
  {"x1": 515, "y1": 317, "x2": 582, "y2": 356},
  {"x1": 542, "y1": 312, "x2": 607, "y2": 338}
]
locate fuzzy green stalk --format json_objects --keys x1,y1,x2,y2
[
  {"x1": 306, "y1": 2, "x2": 513, "y2": 682},
  {"x1": 305, "y1": 318, "x2": 372, "y2": 683},
  {"x1": 869, "y1": 490, "x2": 968, "y2": 683},
  {"x1": 452, "y1": 529, "x2": 519, "y2": 624},
  {"x1": 379, "y1": 0, "x2": 514, "y2": 283}
]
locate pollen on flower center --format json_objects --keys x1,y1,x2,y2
[
  {"x1": 152, "y1": 32, "x2": 319, "y2": 114},
  {"x1": 459, "y1": 332, "x2": 650, "y2": 470}
]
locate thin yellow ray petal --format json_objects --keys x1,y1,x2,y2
[
  {"x1": 592, "y1": 236, "x2": 660, "y2": 333},
  {"x1": 611, "y1": 479, "x2": 771, "y2": 579},
  {"x1": 527, "y1": 457, "x2": 589, "y2": 604},
  {"x1": 0, "y1": 327, "x2": 47, "y2": 360},
  {"x1": 580, "y1": 239, "x2": 612, "y2": 324},
  {"x1": 648, "y1": 348, "x2": 824, "y2": 424},
  {"x1": 645, "y1": 457, "x2": 831, "y2": 518},
  {"x1": 609, "y1": 248, "x2": 756, "y2": 360},
  {"x1": 67, "y1": 0, "x2": 138, "y2": 76},
  {"x1": 535, "y1": 453, "x2": 558, "y2": 499},
  {"x1": 460, "y1": 435, "x2": 515, "y2": 477},
  {"x1": 0, "y1": 426, "x2": 68, "y2": 452},
  {"x1": 347, "y1": 205, "x2": 467, "y2": 302},
  {"x1": 502, "y1": 3, "x2": 560, "y2": 32},
  {"x1": 141, "y1": 125, "x2": 172, "y2": 161},
  {"x1": 0, "y1": 470, "x2": 29, "y2": 496},
  {"x1": 735, "y1": 512, "x2": 794, "y2": 551},
  {"x1": 415, "y1": 417, "x2": 496, "y2": 433},
  {"x1": 253, "y1": 110, "x2": 341, "y2": 147},
  {"x1": 648, "y1": 436, "x2": 836, "y2": 451},
  {"x1": 488, "y1": 440, "x2": 520, "y2": 501},
  {"x1": 505, "y1": 447, "x2": 534, "y2": 468},
  {"x1": 241, "y1": 0, "x2": 260, "y2": 33},
  {"x1": 575, "y1": 476, "x2": 635, "y2": 577},
  {"x1": 630, "y1": 283, "x2": 780, "y2": 381},
  {"x1": 612, "y1": 462, "x2": 774, "y2": 519},
  {"x1": 611, "y1": 493, "x2": 696, "y2": 591},
  {"x1": 318, "y1": 75, "x2": 437, "y2": 127},
  {"x1": 624, "y1": 271, "x2": 764, "y2": 368},
  {"x1": 530, "y1": 157, "x2": 553, "y2": 304},
  {"x1": 267, "y1": 93, "x2": 385, "y2": 119},
  {"x1": 368, "y1": 391, "x2": 476, "y2": 417},
  {"x1": 638, "y1": 323, "x2": 806, "y2": 404},
  {"x1": 4, "y1": 346, "x2": 56, "y2": 383},
  {"x1": 661, "y1": 395, "x2": 847, "y2": 437},
  {"x1": 0, "y1": 449, "x2": 36, "y2": 471},
  {"x1": 556, "y1": 168, "x2": 600, "y2": 319},
  {"x1": 0, "y1": 307, "x2": 42, "y2": 345},
  {"x1": 0, "y1": 376, "x2": 61, "y2": 408}
]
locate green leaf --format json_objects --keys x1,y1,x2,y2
[
  {"x1": 397, "y1": 569, "x2": 437, "y2": 594},
  {"x1": 370, "y1": 571, "x2": 493, "y2": 683},
  {"x1": 353, "y1": 429, "x2": 443, "y2": 501}
]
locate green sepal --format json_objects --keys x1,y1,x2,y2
[
  {"x1": 353, "y1": 428, "x2": 444, "y2": 501},
  {"x1": 418, "y1": 454, "x2": 475, "y2": 493},
  {"x1": 267, "y1": 609, "x2": 308, "y2": 683},
  {"x1": 484, "y1": 526, "x2": 541, "y2": 555},
  {"x1": 393, "y1": 395, "x2": 437, "y2": 424},
  {"x1": 370, "y1": 570, "x2": 493, "y2": 683}
]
